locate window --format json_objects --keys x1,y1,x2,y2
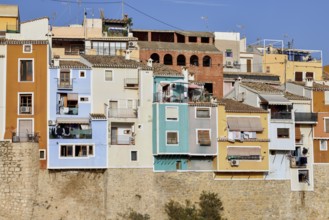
[
  {"x1": 266, "y1": 66, "x2": 270, "y2": 73},
  {"x1": 150, "y1": 53, "x2": 160, "y2": 63},
  {"x1": 176, "y1": 161, "x2": 181, "y2": 170},
  {"x1": 196, "y1": 108, "x2": 210, "y2": 118},
  {"x1": 277, "y1": 128, "x2": 289, "y2": 138},
  {"x1": 60, "y1": 145, "x2": 94, "y2": 158},
  {"x1": 298, "y1": 170, "x2": 309, "y2": 183},
  {"x1": 131, "y1": 151, "x2": 137, "y2": 161},
  {"x1": 306, "y1": 72, "x2": 314, "y2": 80},
  {"x1": 166, "y1": 106, "x2": 178, "y2": 121},
  {"x1": 79, "y1": 71, "x2": 86, "y2": 78},
  {"x1": 177, "y1": 55, "x2": 186, "y2": 66},
  {"x1": 197, "y1": 130, "x2": 211, "y2": 146},
  {"x1": 19, "y1": 93, "x2": 32, "y2": 114},
  {"x1": 203, "y1": 56, "x2": 211, "y2": 67},
  {"x1": 295, "y1": 72, "x2": 303, "y2": 81},
  {"x1": 19, "y1": 60, "x2": 33, "y2": 81},
  {"x1": 167, "y1": 131, "x2": 178, "y2": 145},
  {"x1": 23, "y1": 44, "x2": 32, "y2": 53},
  {"x1": 79, "y1": 96, "x2": 90, "y2": 103},
  {"x1": 225, "y1": 49, "x2": 233, "y2": 57},
  {"x1": 39, "y1": 150, "x2": 46, "y2": 160},
  {"x1": 325, "y1": 118, "x2": 329, "y2": 133},
  {"x1": 320, "y1": 140, "x2": 328, "y2": 151},
  {"x1": 190, "y1": 55, "x2": 199, "y2": 66},
  {"x1": 105, "y1": 70, "x2": 113, "y2": 81},
  {"x1": 164, "y1": 54, "x2": 173, "y2": 65},
  {"x1": 59, "y1": 69, "x2": 71, "y2": 88}
]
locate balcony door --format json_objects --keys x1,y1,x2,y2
[
  {"x1": 60, "y1": 69, "x2": 70, "y2": 88},
  {"x1": 111, "y1": 127, "x2": 118, "y2": 145},
  {"x1": 18, "y1": 119, "x2": 33, "y2": 142}
]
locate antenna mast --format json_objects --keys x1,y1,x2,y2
[{"x1": 122, "y1": 0, "x2": 124, "y2": 19}]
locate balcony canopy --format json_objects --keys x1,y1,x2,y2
[
  {"x1": 56, "y1": 117, "x2": 90, "y2": 124},
  {"x1": 260, "y1": 95, "x2": 291, "y2": 105},
  {"x1": 227, "y1": 117, "x2": 263, "y2": 132}
]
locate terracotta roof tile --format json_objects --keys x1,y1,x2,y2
[
  {"x1": 50, "y1": 61, "x2": 90, "y2": 69},
  {"x1": 153, "y1": 63, "x2": 182, "y2": 76},
  {"x1": 0, "y1": 39, "x2": 49, "y2": 45},
  {"x1": 138, "y1": 41, "x2": 221, "y2": 53},
  {"x1": 284, "y1": 92, "x2": 311, "y2": 101},
  {"x1": 82, "y1": 55, "x2": 152, "y2": 70},
  {"x1": 188, "y1": 102, "x2": 217, "y2": 107},
  {"x1": 220, "y1": 98, "x2": 268, "y2": 113},
  {"x1": 289, "y1": 81, "x2": 329, "y2": 91},
  {"x1": 90, "y1": 113, "x2": 107, "y2": 120},
  {"x1": 241, "y1": 82, "x2": 283, "y2": 94}
]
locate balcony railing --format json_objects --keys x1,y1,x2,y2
[
  {"x1": 124, "y1": 78, "x2": 139, "y2": 88},
  {"x1": 59, "y1": 107, "x2": 78, "y2": 115},
  {"x1": 12, "y1": 132, "x2": 39, "y2": 143},
  {"x1": 111, "y1": 135, "x2": 135, "y2": 145},
  {"x1": 109, "y1": 108, "x2": 137, "y2": 118},
  {"x1": 290, "y1": 156, "x2": 307, "y2": 168},
  {"x1": 271, "y1": 112, "x2": 292, "y2": 120},
  {"x1": 58, "y1": 81, "x2": 73, "y2": 89},
  {"x1": 49, "y1": 128, "x2": 92, "y2": 139},
  {"x1": 153, "y1": 92, "x2": 213, "y2": 103},
  {"x1": 295, "y1": 112, "x2": 318, "y2": 123}
]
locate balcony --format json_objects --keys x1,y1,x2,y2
[
  {"x1": 271, "y1": 112, "x2": 292, "y2": 120},
  {"x1": 58, "y1": 81, "x2": 73, "y2": 90},
  {"x1": 290, "y1": 156, "x2": 307, "y2": 168},
  {"x1": 111, "y1": 135, "x2": 135, "y2": 145},
  {"x1": 59, "y1": 107, "x2": 78, "y2": 115},
  {"x1": 295, "y1": 112, "x2": 318, "y2": 123},
  {"x1": 108, "y1": 108, "x2": 137, "y2": 118},
  {"x1": 12, "y1": 132, "x2": 39, "y2": 143},
  {"x1": 124, "y1": 78, "x2": 139, "y2": 89},
  {"x1": 49, "y1": 127, "x2": 92, "y2": 139}
]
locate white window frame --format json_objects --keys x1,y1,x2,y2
[
  {"x1": 39, "y1": 149, "x2": 46, "y2": 160},
  {"x1": 18, "y1": 92, "x2": 34, "y2": 115},
  {"x1": 277, "y1": 128, "x2": 290, "y2": 139},
  {"x1": 325, "y1": 92, "x2": 329, "y2": 105},
  {"x1": 195, "y1": 129, "x2": 211, "y2": 145},
  {"x1": 23, "y1": 44, "x2": 32, "y2": 53},
  {"x1": 324, "y1": 117, "x2": 329, "y2": 133},
  {"x1": 17, "y1": 118, "x2": 34, "y2": 137},
  {"x1": 18, "y1": 58, "x2": 34, "y2": 82},
  {"x1": 195, "y1": 107, "x2": 211, "y2": 119},
  {"x1": 320, "y1": 140, "x2": 328, "y2": 151},
  {"x1": 131, "y1": 150, "x2": 138, "y2": 162},
  {"x1": 165, "y1": 106, "x2": 179, "y2": 121},
  {"x1": 79, "y1": 95, "x2": 91, "y2": 103},
  {"x1": 59, "y1": 144, "x2": 95, "y2": 159},
  {"x1": 79, "y1": 70, "x2": 86, "y2": 78},
  {"x1": 105, "y1": 69, "x2": 113, "y2": 82},
  {"x1": 166, "y1": 130, "x2": 179, "y2": 146}
]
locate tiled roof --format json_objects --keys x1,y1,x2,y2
[
  {"x1": 88, "y1": 37, "x2": 138, "y2": 41},
  {"x1": 137, "y1": 41, "x2": 221, "y2": 53},
  {"x1": 50, "y1": 61, "x2": 90, "y2": 69},
  {"x1": 188, "y1": 102, "x2": 217, "y2": 107},
  {"x1": 284, "y1": 92, "x2": 311, "y2": 101},
  {"x1": 103, "y1": 18, "x2": 126, "y2": 24},
  {"x1": 241, "y1": 82, "x2": 283, "y2": 94},
  {"x1": 224, "y1": 72, "x2": 280, "y2": 83},
  {"x1": 90, "y1": 113, "x2": 107, "y2": 120},
  {"x1": 289, "y1": 81, "x2": 329, "y2": 91},
  {"x1": 132, "y1": 29, "x2": 214, "y2": 38},
  {"x1": 153, "y1": 63, "x2": 182, "y2": 76},
  {"x1": 21, "y1": 16, "x2": 48, "y2": 24},
  {"x1": 0, "y1": 39, "x2": 49, "y2": 45},
  {"x1": 82, "y1": 55, "x2": 152, "y2": 70},
  {"x1": 219, "y1": 98, "x2": 268, "y2": 113}
]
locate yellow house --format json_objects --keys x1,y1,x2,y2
[
  {"x1": 0, "y1": 4, "x2": 19, "y2": 33},
  {"x1": 215, "y1": 99, "x2": 269, "y2": 179}
]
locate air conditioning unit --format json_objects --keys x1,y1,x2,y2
[
  {"x1": 20, "y1": 106, "x2": 30, "y2": 113},
  {"x1": 230, "y1": 160, "x2": 239, "y2": 167},
  {"x1": 128, "y1": 41, "x2": 137, "y2": 48},
  {"x1": 226, "y1": 61, "x2": 233, "y2": 68},
  {"x1": 48, "y1": 120, "x2": 56, "y2": 126}
]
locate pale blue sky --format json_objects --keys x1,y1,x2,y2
[{"x1": 3, "y1": 0, "x2": 329, "y2": 64}]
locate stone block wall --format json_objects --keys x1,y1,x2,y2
[{"x1": 0, "y1": 141, "x2": 39, "y2": 220}]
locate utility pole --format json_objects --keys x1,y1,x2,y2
[{"x1": 122, "y1": 0, "x2": 124, "y2": 19}]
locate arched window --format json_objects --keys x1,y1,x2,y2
[
  {"x1": 203, "y1": 55, "x2": 211, "y2": 67},
  {"x1": 150, "y1": 53, "x2": 160, "y2": 63},
  {"x1": 164, "y1": 54, "x2": 173, "y2": 65},
  {"x1": 177, "y1": 54, "x2": 186, "y2": 66},
  {"x1": 190, "y1": 55, "x2": 199, "y2": 66}
]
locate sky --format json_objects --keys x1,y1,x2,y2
[{"x1": 2, "y1": 0, "x2": 329, "y2": 64}]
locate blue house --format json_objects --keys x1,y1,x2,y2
[{"x1": 48, "y1": 60, "x2": 108, "y2": 169}]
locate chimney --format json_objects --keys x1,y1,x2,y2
[
  {"x1": 53, "y1": 55, "x2": 60, "y2": 66},
  {"x1": 125, "y1": 50, "x2": 131, "y2": 60},
  {"x1": 147, "y1": 58, "x2": 153, "y2": 67},
  {"x1": 181, "y1": 67, "x2": 189, "y2": 83},
  {"x1": 234, "y1": 77, "x2": 242, "y2": 100},
  {"x1": 305, "y1": 77, "x2": 313, "y2": 87}
]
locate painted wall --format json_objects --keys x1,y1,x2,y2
[
  {"x1": 269, "y1": 121, "x2": 295, "y2": 150},
  {"x1": 7, "y1": 18, "x2": 49, "y2": 40},
  {"x1": 0, "y1": 17, "x2": 18, "y2": 32},
  {"x1": 313, "y1": 112, "x2": 329, "y2": 138},
  {"x1": 0, "y1": 45, "x2": 6, "y2": 139},
  {"x1": 153, "y1": 156, "x2": 188, "y2": 171},
  {"x1": 266, "y1": 151, "x2": 290, "y2": 180},
  {"x1": 188, "y1": 105, "x2": 217, "y2": 155},
  {"x1": 48, "y1": 119, "x2": 107, "y2": 168},
  {"x1": 313, "y1": 90, "x2": 329, "y2": 113},
  {"x1": 4, "y1": 43, "x2": 48, "y2": 168}
]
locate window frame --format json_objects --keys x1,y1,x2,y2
[
  {"x1": 320, "y1": 140, "x2": 328, "y2": 151},
  {"x1": 105, "y1": 69, "x2": 113, "y2": 82},
  {"x1": 277, "y1": 128, "x2": 290, "y2": 139},
  {"x1": 18, "y1": 58, "x2": 34, "y2": 82},
  {"x1": 195, "y1": 107, "x2": 211, "y2": 119},
  {"x1": 165, "y1": 106, "x2": 179, "y2": 121},
  {"x1": 79, "y1": 70, "x2": 86, "y2": 78},
  {"x1": 18, "y1": 92, "x2": 33, "y2": 115},
  {"x1": 79, "y1": 95, "x2": 90, "y2": 103},
  {"x1": 324, "y1": 118, "x2": 329, "y2": 133},
  {"x1": 39, "y1": 149, "x2": 46, "y2": 160},
  {"x1": 196, "y1": 129, "x2": 211, "y2": 146},
  {"x1": 59, "y1": 144, "x2": 95, "y2": 158},
  {"x1": 166, "y1": 131, "x2": 179, "y2": 146},
  {"x1": 23, "y1": 44, "x2": 32, "y2": 53},
  {"x1": 131, "y1": 151, "x2": 138, "y2": 161}
]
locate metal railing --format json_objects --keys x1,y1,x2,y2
[
  {"x1": 271, "y1": 112, "x2": 292, "y2": 120},
  {"x1": 12, "y1": 132, "x2": 39, "y2": 143},
  {"x1": 58, "y1": 81, "x2": 73, "y2": 89},
  {"x1": 111, "y1": 135, "x2": 134, "y2": 145},
  {"x1": 109, "y1": 108, "x2": 137, "y2": 118},
  {"x1": 59, "y1": 107, "x2": 78, "y2": 115},
  {"x1": 49, "y1": 128, "x2": 92, "y2": 139},
  {"x1": 295, "y1": 112, "x2": 318, "y2": 122}
]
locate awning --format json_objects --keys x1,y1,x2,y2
[
  {"x1": 160, "y1": 82, "x2": 170, "y2": 87},
  {"x1": 188, "y1": 83, "x2": 202, "y2": 89},
  {"x1": 67, "y1": 93, "x2": 78, "y2": 101},
  {"x1": 56, "y1": 117, "x2": 90, "y2": 124},
  {"x1": 227, "y1": 147, "x2": 261, "y2": 156},
  {"x1": 260, "y1": 95, "x2": 291, "y2": 105},
  {"x1": 227, "y1": 117, "x2": 263, "y2": 132}
]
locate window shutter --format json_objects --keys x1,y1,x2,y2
[
  {"x1": 198, "y1": 130, "x2": 210, "y2": 146},
  {"x1": 295, "y1": 72, "x2": 303, "y2": 81},
  {"x1": 295, "y1": 125, "x2": 301, "y2": 140},
  {"x1": 166, "y1": 107, "x2": 178, "y2": 120}
]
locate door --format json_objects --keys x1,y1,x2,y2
[
  {"x1": 18, "y1": 119, "x2": 33, "y2": 142},
  {"x1": 111, "y1": 127, "x2": 118, "y2": 145},
  {"x1": 247, "y1": 59, "x2": 251, "y2": 72}
]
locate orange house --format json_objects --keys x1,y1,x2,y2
[{"x1": 4, "y1": 40, "x2": 48, "y2": 169}]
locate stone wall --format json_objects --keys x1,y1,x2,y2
[
  {"x1": 0, "y1": 141, "x2": 39, "y2": 220},
  {"x1": 2, "y1": 141, "x2": 329, "y2": 220}
]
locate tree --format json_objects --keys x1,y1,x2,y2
[
  {"x1": 117, "y1": 208, "x2": 150, "y2": 220},
  {"x1": 165, "y1": 200, "x2": 199, "y2": 220}
]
